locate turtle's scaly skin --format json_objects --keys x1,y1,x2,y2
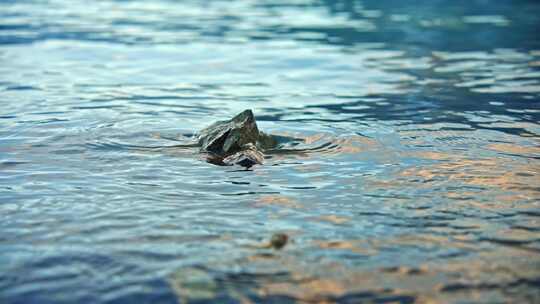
[
  {"x1": 198, "y1": 109, "x2": 259, "y2": 155},
  {"x1": 222, "y1": 143, "x2": 264, "y2": 168}
]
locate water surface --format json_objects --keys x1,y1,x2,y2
[{"x1": 1, "y1": 0, "x2": 539, "y2": 303}]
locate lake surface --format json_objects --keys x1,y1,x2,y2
[{"x1": 1, "y1": 0, "x2": 539, "y2": 303}]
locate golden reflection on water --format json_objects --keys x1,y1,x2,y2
[
  {"x1": 312, "y1": 239, "x2": 377, "y2": 255},
  {"x1": 399, "y1": 156, "x2": 539, "y2": 199},
  {"x1": 254, "y1": 195, "x2": 303, "y2": 209},
  {"x1": 168, "y1": 132, "x2": 540, "y2": 303},
  {"x1": 269, "y1": 132, "x2": 378, "y2": 160},
  {"x1": 312, "y1": 215, "x2": 351, "y2": 225},
  {"x1": 487, "y1": 142, "x2": 540, "y2": 155},
  {"x1": 395, "y1": 136, "x2": 540, "y2": 196},
  {"x1": 170, "y1": 249, "x2": 535, "y2": 303},
  {"x1": 305, "y1": 133, "x2": 378, "y2": 155}
]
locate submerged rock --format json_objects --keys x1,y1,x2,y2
[
  {"x1": 246, "y1": 233, "x2": 289, "y2": 250},
  {"x1": 269, "y1": 233, "x2": 288, "y2": 250},
  {"x1": 197, "y1": 109, "x2": 276, "y2": 168}
]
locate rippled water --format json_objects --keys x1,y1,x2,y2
[{"x1": 1, "y1": 0, "x2": 539, "y2": 303}]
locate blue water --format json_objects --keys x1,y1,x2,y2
[{"x1": 1, "y1": 0, "x2": 539, "y2": 303}]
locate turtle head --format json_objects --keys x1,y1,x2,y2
[
  {"x1": 241, "y1": 143, "x2": 257, "y2": 151},
  {"x1": 222, "y1": 110, "x2": 259, "y2": 154}
]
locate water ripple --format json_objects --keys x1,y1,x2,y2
[{"x1": 1, "y1": 0, "x2": 540, "y2": 303}]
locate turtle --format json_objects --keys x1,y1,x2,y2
[{"x1": 197, "y1": 109, "x2": 279, "y2": 168}]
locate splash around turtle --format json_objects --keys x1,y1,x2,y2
[{"x1": 154, "y1": 109, "x2": 350, "y2": 168}]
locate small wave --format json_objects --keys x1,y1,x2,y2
[
  {"x1": 267, "y1": 133, "x2": 376, "y2": 157},
  {"x1": 439, "y1": 277, "x2": 540, "y2": 292},
  {"x1": 5, "y1": 85, "x2": 41, "y2": 91}
]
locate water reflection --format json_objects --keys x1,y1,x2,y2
[{"x1": 1, "y1": 0, "x2": 539, "y2": 303}]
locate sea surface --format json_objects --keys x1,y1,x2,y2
[{"x1": 1, "y1": 0, "x2": 539, "y2": 303}]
